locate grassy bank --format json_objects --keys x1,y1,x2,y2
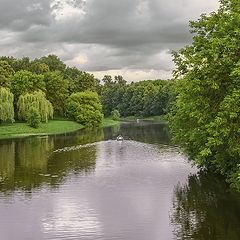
[
  {"x1": 0, "y1": 118, "x2": 120, "y2": 139},
  {"x1": 121, "y1": 115, "x2": 167, "y2": 122},
  {"x1": 0, "y1": 120, "x2": 84, "y2": 139}
]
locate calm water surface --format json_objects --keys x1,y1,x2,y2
[{"x1": 0, "y1": 121, "x2": 240, "y2": 240}]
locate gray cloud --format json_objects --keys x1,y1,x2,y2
[{"x1": 0, "y1": 0, "x2": 219, "y2": 81}]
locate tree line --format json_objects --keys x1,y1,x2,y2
[
  {"x1": 0, "y1": 55, "x2": 175, "y2": 128},
  {"x1": 0, "y1": 55, "x2": 102, "y2": 127},
  {"x1": 99, "y1": 75, "x2": 177, "y2": 118}
]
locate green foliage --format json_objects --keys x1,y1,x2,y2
[
  {"x1": 11, "y1": 70, "x2": 45, "y2": 100},
  {"x1": 0, "y1": 61, "x2": 15, "y2": 88},
  {"x1": 66, "y1": 91, "x2": 103, "y2": 127},
  {"x1": 44, "y1": 71, "x2": 69, "y2": 116},
  {"x1": 111, "y1": 109, "x2": 120, "y2": 121},
  {"x1": 38, "y1": 55, "x2": 66, "y2": 72},
  {"x1": 17, "y1": 91, "x2": 53, "y2": 122},
  {"x1": 101, "y1": 77, "x2": 176, "y2": 117},
  {"x1": 27, "y1": 107, "x2": 41, "y2": 128},
  {"x1": 169, "y1": 0, "x2": 240, "y2": 188},
  {"x1": 68, "y1": 69, "x2": 96, "y2": 93},
  {"x1": 0, "y1": 87, "x2": 14, "y2": 123}
]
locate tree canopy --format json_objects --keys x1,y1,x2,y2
[
  {"x1": 169, "y1": 0, "x2": 240, "y2": 188},
  {"x1": 66, "y1": 91, "x2": 103, "y2": 127}
]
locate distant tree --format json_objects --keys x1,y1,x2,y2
[
  {"x1": 66, "y1": 91, "x2": 103, "y2": 127},
  {"x1": 17, "y1": 91, "x2": 53, "y2": 122},
  {"x1": 11, "y1": 70, "x2": 45, "y2": 100},
  {"x1": 0, "y1": 87, "x2": 14, "y2": 123},
  {"x1": 38, "y1": 55, "x2": 66, "y2": 72},
  {"x1": 102, "y1": 75, "x2": 113, "y2": 85},
  {"x1": 114, "y1": 75, "x2": 127, "y2": 85},
  {"x1": 69, "y1": 71, "x2": 96, "y2": 93},
  {"x1": 44, "y1": 71, "x2": 69, "y2": 116},
  {"x1": 29, "y1": 61, "x2": 50, "y2": 74},
  {"x1": 12, "y1": 57, "x2": 31, "y2": 72},
  {"x1": 0, "y1": 61, "x2": 15, "y2": 88}
]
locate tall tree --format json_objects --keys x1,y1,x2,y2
[
  {"x1": 0, "y1": 61, "x2": 15, "y2": 88},
  {"x1": 169, "y1": 0, "x2": 240, "y2": 188},
  {"x1": 44, "y1": 71, "x2": 69, "y2": 116},
  {"x1": 11, "y1": 70, "x2": 45, "y2": 100},
  {"x1": 38, "y1": 55, "x2": 66, "y2": 72}
]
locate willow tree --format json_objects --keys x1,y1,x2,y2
[
  {"x1": 17, "y1": 91, "x2": 53, "y2": 122},
  {"x1": 0, "y1": 87, "x2": 14, "y2": 123}
]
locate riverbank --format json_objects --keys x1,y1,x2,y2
[
  {"x1": 121, "y1": 115, "x2": 167, "y2": 122},
  {"x1": 0, "y1": 118, "x2": 119, "y2": 139}
]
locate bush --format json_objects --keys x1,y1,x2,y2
[
  {"x1": 111, "y1": 109, "x2": 120, "y2": 121},
  {"x1": 27, "y1": 107, "x2": 41, "y2": 128}
]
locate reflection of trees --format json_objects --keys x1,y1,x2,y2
[
  {"x1": 47, "y1": 145, "x2": 97, "y2": 187},
  {"x1": 52, "y1": 128, "x2": 104, "y2": 150},
  {"x1": 119, "y1": 122, "x2": 170, "y2": 144},
  {"x1": 0, "y1": 141, "x2": 15, "y2": 180},
  {"x1": 16, "y1": 137, "x2": 54, "y2": 171},
  {"x1": 0, "y1": 129, "x2": 99, "y2": 193},
  {"x1": 171, "y1": 171, "x2": 240, "y2": 240}
]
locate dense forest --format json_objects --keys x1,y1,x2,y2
[{"x1": 0, "y1": 55, "x2": 175, "y2": 128}]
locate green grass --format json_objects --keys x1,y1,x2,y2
[
  {"x1": 0, "y1": 120, "x2": 84, "y2": 139},
  {"x1": 100, "y1": 118, "x2": 120, "y2": 127},
  {"x1": 0, "y1": 118, "x2": 120, "y2": 139}
]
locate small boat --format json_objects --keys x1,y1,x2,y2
[{"x1": 116, "y1": 135, "x2": 124, "y2": 141}]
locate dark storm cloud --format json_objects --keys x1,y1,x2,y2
[
  {"x1": 0, "y1": 0, "x2": 219, "y2": 80},
  {"x1": 0, "y1": 0, "x2": 52, "y2": 31}
]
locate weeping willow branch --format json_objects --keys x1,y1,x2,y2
[{"x1": 0, "y1": 87, "x2": 14, "y2": 123}]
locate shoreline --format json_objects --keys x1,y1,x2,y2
[{"x1": 0, "y1": 118, "x2": 119, "y2": 140}]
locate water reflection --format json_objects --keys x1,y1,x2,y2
[
  {"x1": 0, "y1": 128, "x2": 105, "y2": 193},
  {"x1": 171, "y1": 170, "x2": 240, "y2": 240},
  {"x1": 0, "y1": 122, "x2": 240, "y2": 240}
]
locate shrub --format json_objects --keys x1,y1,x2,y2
[
  {"x1": 27, "y1": 107, "x2": 41, "y2": 128},
  {"x1": 111, "y1": 109, "x2": 120, "y2": 121}
]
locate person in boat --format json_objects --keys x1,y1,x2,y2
[{"x1": 117, "y1": 135, "x2": 124, "y2": 141}]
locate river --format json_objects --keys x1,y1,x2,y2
[{"x1": 0, "y1": 121, "x2": 240, "y2": 240}]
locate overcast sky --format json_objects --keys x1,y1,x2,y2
[{"x1": 0, "y1": 0, "x2": 219, "y2": 81}]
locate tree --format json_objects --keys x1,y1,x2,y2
[
  {"x1": 11, "y1": 70, "x2": 45, "y2": 100},
  {"x1": 44, "y1": 71, "x2": 69, "y2": 116},
  {"x1": 169, "y1": 0, "x2": 240, "y2": 188},
  {"x1": 38, "y1": 55, "x2": 66, "y2": 72},
  {"x1": 17, "y1": 91, "x2": 53, "y2": 122},
  {"x1": 66, "y1": 91, "x2": 103, "y2": 127},
  {"x1": 69, "y1": 71, "x2": 96, "y2": 93},
  {"x1": 0, "y1": 87, "x2": 14, "y2": 123},
  {"x1": 0, "y1": 61, "x2": 15, "y2": 88}
]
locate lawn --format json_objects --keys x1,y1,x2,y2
[
  {"x1": 0, "y1": 120, "x2": 84, "y2": 139},
  {"x1": 0, "y1": 118, "x2": 120, "y2": 139}
]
